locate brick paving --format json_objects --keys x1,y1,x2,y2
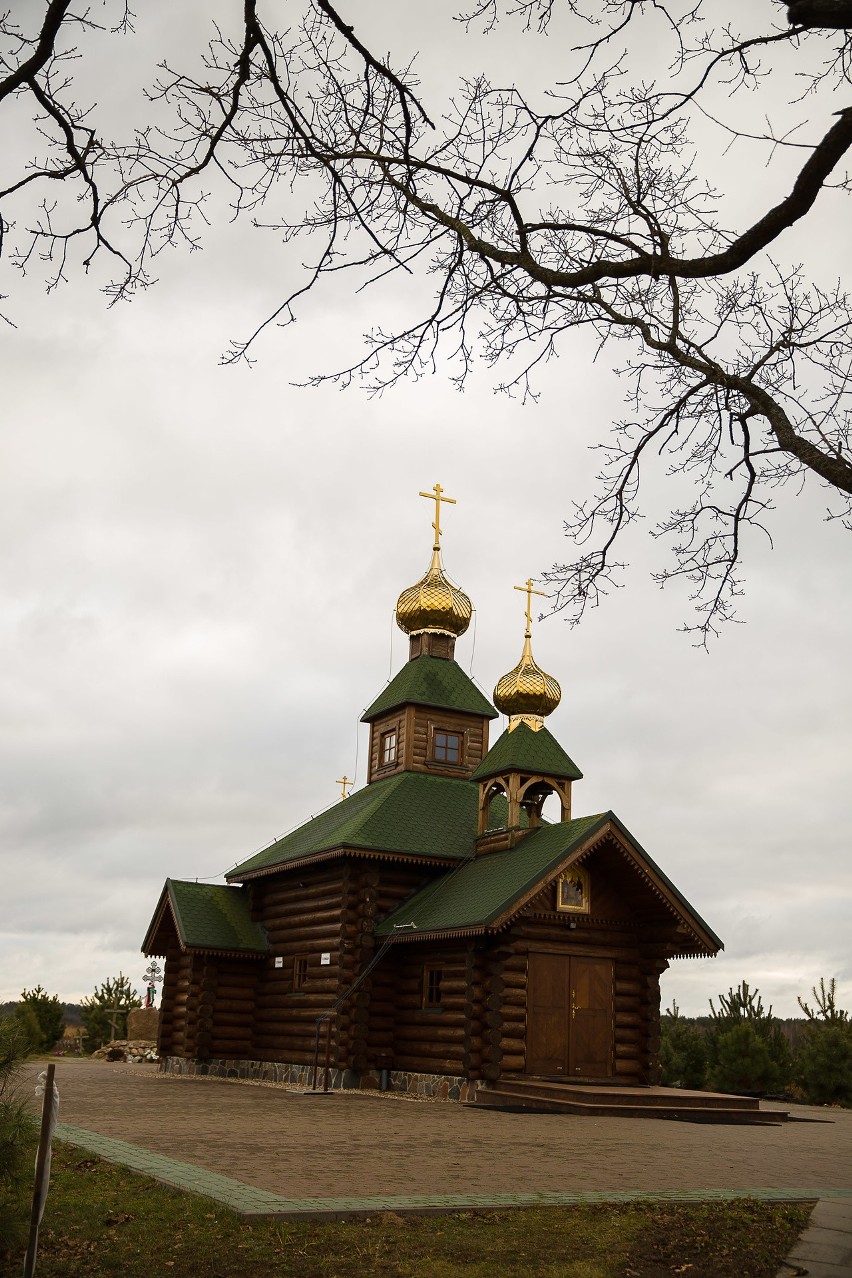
[{"x1": 26, "y1": 1058, "x2": 852, "y2": 1215}]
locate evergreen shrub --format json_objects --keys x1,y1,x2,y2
[
  {"x1": 0, "y1": 1018, "x2": 38, "y2": 1259},
  {"x1": 794, "y1": 979, "x2": 852, "y2": 1106},
  {"x1": 15, "y1": 986, "x2": 65, "y2": 1053},
  {"x1": 705, "y1": 982, "x2": 792, "y2": 1095},
  {"x1": 659, "y1": 1002, "x2": 707, "y2": 1089}
]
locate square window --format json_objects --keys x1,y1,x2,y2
[
  {"x1": 293, "y1": 955, "x2": 310, "y2": 990},
  {"x1": 423, "y1": 966, "x2": 443, "y2": 1008},
  {"x1": 433, "y1": 730, "x2": 461, "y2": 764},
  {"x1": 381, "y1": 729, "x2": 397, "y2": 766}
]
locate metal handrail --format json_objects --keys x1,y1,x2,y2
[{"x1": 308, "y1": 934, "x2": 397, "y2": 1092}]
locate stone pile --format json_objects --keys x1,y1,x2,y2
[{"x1": 92, "y1": 1039, "x2": 159, "y2": 1063}]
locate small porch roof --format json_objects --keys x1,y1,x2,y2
[{"x1": 142, "y1": 879, "x2": 269, "y2": 957}]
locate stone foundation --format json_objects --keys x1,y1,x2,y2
[{"x1": 158, "y1": 1055, "x2": 483, "y2": 1102}]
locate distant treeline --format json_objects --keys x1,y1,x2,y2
[
  {"x1": 670, "y1": 1016, "x2": 817, "y2": 1052},
  {"x1": 0, "y1": 1001, "x2": 83, "y2": 1026}
]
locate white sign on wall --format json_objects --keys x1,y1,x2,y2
[{"x1": 320, "y1": 952, "x2": 331, "y2": 966}]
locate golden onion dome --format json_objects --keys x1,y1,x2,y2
[
  {"x1": 493, "y1": 634, "x2": 562, "y2": 728},
  {"x1": 494, "y1": 576, "x2": 561, "y2": 730},
  {"x1": 396, "y1": 548, "x2": 473, "y2": 638}
]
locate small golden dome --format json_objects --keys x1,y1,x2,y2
[
  {"x1": 396, "y1": 548, "x2": 473, "y2": 638},
  {"x1": 494, "y1": 578, "x2": 560, "y2": 729},
  {"x1": 493, "y1": 634, "x2": 562, "y2": 728}
]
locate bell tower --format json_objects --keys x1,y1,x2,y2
[{"x1": 471, "y1": 579, "x2": 582, "y2": 851}]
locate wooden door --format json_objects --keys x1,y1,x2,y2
[
  {"x1": 526, "y1": 953, "x2": 571, "y2": 1075},
  {"x1": 569, "y1": 957, "x2": 613, "y2": 1078},
  {"x1": 526, "y1": 954, "x2": 613, "y2": 1078}
]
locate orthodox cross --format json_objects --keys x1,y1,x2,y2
[
  {"x1": 419, "y1": 483, "x2": 456, "y2": 549},
  {"x1": 514, "y1": 577, "x2": 548, "y2": 637},
  {"x1": 336, "y1": 774, "x2": 353, "y2": 800},
  {"x1": 143, "y1": 960, "x2": 162, "y2": 1009}
]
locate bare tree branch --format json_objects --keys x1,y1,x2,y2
[{"x1": 1, "y1": 0, "x2": 851, "y2": 637}]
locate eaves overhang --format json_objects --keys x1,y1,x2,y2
[{"x1": 227, "y1": 843, "x2": 459, "y2": 883}]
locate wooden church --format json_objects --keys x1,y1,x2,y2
[{"x1": 143, "y1": 487, "x2": 722, "y2": 1104}]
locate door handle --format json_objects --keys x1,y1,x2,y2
[{"x1": 571, "y1": 989, "x2": 577, "y2": 1020}]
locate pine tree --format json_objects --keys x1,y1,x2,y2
[
  {"x1": 798, "y1": 978, "x2": 849, "y2": 1025},
  {"x1": 80, "y1": 974, "x2": 142, "y2": 1051},
  {"x1": 795, "y1": 978, "x2": 852, "y2": 1106},
  {"x1": 11, "y1": 1005, "x2": 43, "y2": 1054},
  {"x1": 659, "y1": 1002, "x2": 707, "y2": 1090},
  {"x1": 706, "y1": 981, "x2": 792, "y2": 1095},
  {"x1": 15, "y1": 986, "x2": 65, "y2": 1052}
]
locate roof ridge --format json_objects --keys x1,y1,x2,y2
[
  {"x1": 361, "y1": 654, "x2": 497, "y2": 722},
  {"x1": 471, "y1": 720, "x2": 583, "y2": 782},
  {"x1": 227, "y1": 770, "x2": 487, "y2": 880}
]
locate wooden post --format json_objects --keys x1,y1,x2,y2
[{"x1": 23, "y1": 1063, "x2": 56, "y2": 1278}]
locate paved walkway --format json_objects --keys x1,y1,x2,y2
[
  {"x1": 777, "y1": 1197, "x2": 852, "y2": 1277},
  {"x1": 25, "y1": 1060, "x2": 852, "y2": 1265}
]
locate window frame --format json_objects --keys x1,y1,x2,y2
[
  {"x1": 422, "y1": 965, "x2": 444, "y2": 1009},
  {"x1": 431, "y1": 728, "x2": 463, "y2": 766},
  {"x1": 380, "y1": 727, "x2": 398, "y2": 767},
  {"x1": 293, "y1": 954, "x2": 310, "y2": 991}
]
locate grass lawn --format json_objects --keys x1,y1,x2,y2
[{"x1": 1, "y1": 1143, "x2": 812, "y2": 1278}]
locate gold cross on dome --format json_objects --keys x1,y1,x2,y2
[
  {"x1": 514, "y1": 577, "x2": 548, "y2": 637},
  {"x1": 336, "y1": 775, "x2": 352, "y2": 800},
  {"x1": 419, "y1": 483, "x2": 457, "y2": 549}
]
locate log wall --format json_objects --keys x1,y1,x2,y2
[
  {"x1": 158, "y1": 949, "x2": 204, "y2": 1060},
  {"x1": 407, "y1": 706, "x2": 488, "y2": 777},
  {"x1": 157, "y1": 939, "x2": 187, "y2": 1058},
  {"x1": 367, "y1": 710, "x2": 408, "y2": 783},
  {"x1": 384, "y1": 941, "x2": 468, "y2": 1077},
  {"x1": 250, "y1": 863, "x2": 348, "y2": 1064},
  {"x1": 242, "y1": 857, "x2": 435, "y2": 1068},
  {"x1": 362, "y1": 861, "x2": 439, "y2": 1067},
  {"x1": 206, "y1": 960, "x2": 261, "y2": 1060},
  {"x1": 153, "y1": 848, "x2": 676, "y2": 1086},
  {"x1": 366, "y1": 705, "x2": 491, "y2": 782}
]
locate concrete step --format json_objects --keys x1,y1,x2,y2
[
  {"x1": 471, "y1": 1086, "x2": 788, "y2": 1125},
  {"x1": 495, "y1": 1078, "x2": 761, "y2": 1111}
]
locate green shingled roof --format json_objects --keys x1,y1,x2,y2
[
  {"x1": 375, "y1": 809, "x2": 723, "y2": 953},
  {"x1": 361, "y1": 656, "x2": 497, "y2": 722},
  {"x1": 375, "y1": 813, "x2": 607, "y2": 935},
  {"x1": 471, "y1": 722, "x2": 583, "y2": 783},
  {"x1": 228, "y1": 772, "x2": 486, "y2": 879},
  {"x1": 165, "y1": 880, "x2": 268, "y2": 953}
]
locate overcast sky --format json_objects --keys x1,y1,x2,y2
[{"x1": 1, "y1": 1, "x2": 850, "y2": 1018}]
